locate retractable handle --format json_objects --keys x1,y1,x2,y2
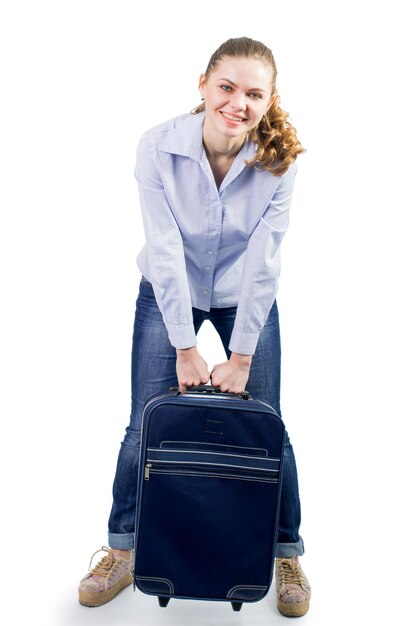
[{"x1": 168, "y1": 384, "x2": 251, "y2": 400}]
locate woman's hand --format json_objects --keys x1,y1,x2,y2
[
  {"x1": 210, "y1": 352, "x2": 253, "y2": 394},
  {"x1": 176, "y1": 346, "x2": 210, "y2": 394}
]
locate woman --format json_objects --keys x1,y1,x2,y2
[{"x1": 79, "y1": 36, "x2": 311, "y2": 618}]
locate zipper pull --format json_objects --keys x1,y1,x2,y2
[
  {"x1": 144, "y1": 463, "x2": 152, "y2": 480},
  {"x1": 131, "y1": 550, "x2": 136, "y2": 591}
]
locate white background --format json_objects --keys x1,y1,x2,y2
[{"x1": 1, "y1": 1, "x2": 417, "y2": 624}]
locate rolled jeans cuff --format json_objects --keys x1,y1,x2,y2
[
  {"x1": 275, "y1": 537, "x2": 305, "y2": 558},
  {"x1": 108, "y1": 532, "x2": 135, "y2": 551}
]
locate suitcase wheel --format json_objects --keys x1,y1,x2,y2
[
  {"x1": 158, "y1": 596, "x2": 170, "y2": 608},
  {"x1": 231, "y1": 602, "x2": 242, "y2": 612}
]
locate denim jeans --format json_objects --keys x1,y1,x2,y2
[{"x1": 108, "y1": 276, "x2": 304, "y2": 558}]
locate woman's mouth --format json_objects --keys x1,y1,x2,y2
[{"x1": 220, "y1": 111, "x2": 247, "y2": 125}]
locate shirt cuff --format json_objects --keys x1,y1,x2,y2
[
  {"x1": 165, "y1": 322, "x2": 197, "y2": 349},
  {"x1": 228, "y1": 328, "x2": 260, "y2": 356}
]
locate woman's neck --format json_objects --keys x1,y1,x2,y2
[{"x1": 202, "y1": 121, "x2": 248, "y2": 160}]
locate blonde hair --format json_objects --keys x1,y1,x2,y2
[{"x1": 192, "y1": 37, "x2": 305, "y2": 176}]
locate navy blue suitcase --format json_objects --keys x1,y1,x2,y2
[{"x1": 133, "y1": 384, "x2": 285, "y2": 612}]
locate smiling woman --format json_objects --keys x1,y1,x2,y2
[
  {"x1": 79, "y1": 35, "x2": 310, "y2": 619},
  {"x1": 192, "y1": 37, "x2": 305, "y2": 176},
  {"x1": 199, "y1": 57, "x2": 274, "y2": 150}
]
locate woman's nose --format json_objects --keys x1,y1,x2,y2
[{"x1": 229, "y1": 91, "x2": 246, "y2": 110}]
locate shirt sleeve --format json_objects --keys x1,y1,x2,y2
[
  {"x1": 134, "y1": 136, "x2": 197, "y2": 349},
  {"x1": 228, "y1": 160, "x2": 298, "y2": 356}
]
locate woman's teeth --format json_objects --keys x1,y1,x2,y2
[{"x1": 222, "y1": 112, "x2": 245, "y2": 122}]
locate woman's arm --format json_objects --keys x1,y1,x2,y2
[
  {"x1": 209, "y1": 157, "x2": 297, "y2": 394},
  {"x1": 228, "y1": 160, "x2": 298, "y2": 357},
  {"x1": 135, "y1": 136, "x2": 197, "y2": 349}
]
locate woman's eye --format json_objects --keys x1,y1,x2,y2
[{"x1": 220, "y1": 86, "x2": 262, "y2": 99}]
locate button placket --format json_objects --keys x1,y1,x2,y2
[{"x1": 197, "y1": 156, "x2": 224, "y2": 308}]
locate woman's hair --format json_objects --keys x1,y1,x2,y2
[{"x1": 191, "y1": 37, "x2": 305, "y2": 176}]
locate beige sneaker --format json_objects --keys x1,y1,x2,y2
[
  {"x1": 79, "y1": 546, "x2": 133, "y2": 607},
  {"x1": 275, "y1": 556, "x2": 311, "y2": 617}
]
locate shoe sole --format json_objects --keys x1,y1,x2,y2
[
  {"x1": 277, "y1": 598, "x2": 310, "y2": 617},
  {"x1": 79, "y1": 574, "x2": 132, "y2": 607}
]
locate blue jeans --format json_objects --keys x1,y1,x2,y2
[{"x1": 108, "y1": 277, "x2": 304, "y2": 558}]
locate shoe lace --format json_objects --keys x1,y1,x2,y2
[
  {"x1": 88, "y1": 546, "x2": 120, "y2": 578},
  {"x1": 278, "y1": 558, "x2": 303, "y2": 586}
]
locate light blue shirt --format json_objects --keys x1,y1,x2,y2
[{"x1": 134, "y1": 110, "x2": 298, "y2": 356}]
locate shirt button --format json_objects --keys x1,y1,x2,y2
[
  {"x1": 204, "y1": 265, "x2": 211, "y2": 271},
  {"x1": 202, "y1": 289, "x2": 209, "y2": 295},
  {"x1": 208, "y1": 250, "x2": 214, "y2": 255},
  {"x1": 211, "y1": 230, "x2": 217, "y2": 237}
]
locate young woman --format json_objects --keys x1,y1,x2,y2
[{"x1": 79, "y1": 36, "x2": 311, "y2": 618}]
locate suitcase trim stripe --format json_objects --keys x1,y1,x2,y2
[
  {"x1": 159, "y1": 439, "x2": 270, "y2": 456},
  {"x1": 146, "y1": 446, "x2": 281, "y2": 464},
  {"x1": 146, "y1": 448, "x2": 281, "y2": 470}
]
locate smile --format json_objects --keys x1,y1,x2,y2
[{"x1": 221, "y1": 111, "x2": 247, "y2": 122}]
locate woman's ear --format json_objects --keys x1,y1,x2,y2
[
  {"x1": 267, "y1": 93, "x2": 277, "y2": 112},
  {"x1": 198, "y1": 72, "x2": 207, "y2": 99}
]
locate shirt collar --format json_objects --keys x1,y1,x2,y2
[{"x1": 159, "y1": 111, "x2": 206, "y2": 161}]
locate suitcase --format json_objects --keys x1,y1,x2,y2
[{"x1": 133, "y1": 384, "x2": 285, "y2": 612}]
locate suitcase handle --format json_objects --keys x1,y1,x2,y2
[{"x1": 168, "y1": 384, "x2": 251, "y2": 400}]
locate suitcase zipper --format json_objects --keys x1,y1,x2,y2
[
  {"x1": 144, "y1": 460, "x2": 278, "y2": 483},
  {"x1": 131, "y1": 548, "x2": 136, "y2": 591}
]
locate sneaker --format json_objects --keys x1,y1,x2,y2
[
  {"x1": 79, "y1": 546, "x2": 133, "y2": 607},
  {"x1": 275, "y1": 556, "x2": 311, "y2": 617}
]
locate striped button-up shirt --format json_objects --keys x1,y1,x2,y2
[{"x1": 134, "y1": 110, "x2": 298, "y2": 355}]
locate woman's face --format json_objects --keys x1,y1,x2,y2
[{"x1": 199, "y1": 56, "x2": 276, "y2": 142}]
